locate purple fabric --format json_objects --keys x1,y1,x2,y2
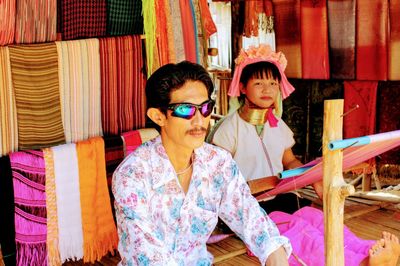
[{"x1": 269, "y1": 207, "x2": 374, "y2": 266}]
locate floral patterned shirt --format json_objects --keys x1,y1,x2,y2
[{"x1": 112, "y1": 136, "x2": 291, "y2": 266}]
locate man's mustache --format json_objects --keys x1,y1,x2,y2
[{"x1": 186, "y1": 127, "x2": 207, "y2": 134}]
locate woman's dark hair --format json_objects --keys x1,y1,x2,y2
[
  {"x1": 240, "y1": 61, "x2": 281, "y2": 87},
  {"x1": 145, "y1": 61, "x2": 214, "y2": 110}
]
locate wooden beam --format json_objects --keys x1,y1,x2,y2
[
  {"x1": 247, "y1": 176, "x2": 279, "y2": 195},
  {"x1": 322, "y1": 100, "x2": 355, "y2": 266},
  {"x1": 213, "y1": 248, "x2": 247, "y2": 263}
]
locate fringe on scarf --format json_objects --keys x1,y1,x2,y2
[
  {"x1": 16, "y1": 242, "x2": 47, "y2": 266},
  {"x1": 83, "y1": 230, "x2": 118, "y2": 263}
]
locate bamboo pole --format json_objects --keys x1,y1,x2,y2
[{"x1": 323, "y1": 100, "x2": 355, "y2": 266}]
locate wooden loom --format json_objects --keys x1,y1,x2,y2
[{"x1": 212, "y1": 99, "x2": 372, "y2": 264}]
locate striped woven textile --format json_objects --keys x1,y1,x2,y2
[
  {"x1": 164, "y1": 0, "x2": 176, "y2": 63},
  {"x1": 60, "y1": 0, "x2": 106, "y2": 40},
  {"x1": 8, "y1": 43, "x2": 65, "y2": 150},
  {"x1": 356, "y1": 0, "x2": 388, "y2": 80},
  {"x1": 389, "y1": 0, "x2": 400, "y2": 80},
  {"x1": 142, "y1": 0, "x2": 159, "y2": 75},
  {"x1": 327, "y1": 0, "x2": 356, "y2": 79},
  {"x1": 14, "y1": 0, "x2": 56, "y2": 44},
  {"x1": 43, "y1": 148, "x2": 61, "y2": 266},
  {"x1": 52, "y1": 143, "x2": 83, "y2": 262},
  {"x1": 169, "y1": 0, "x2": 186, "y2": 63},
  {"x1": 0, "y1": 47, "x2": 18, "y2": 156},
  {"x1": 272, "y1": 0, "x2": 302, "y2": 78},
  {"x1": 106, "y1": 0, "x2": 143, "y2": 36},
  {"x1": 300, "y1": 0, "x2": 329, "y2": 79},
  {"x1": 10, "y1": 150, "x2": 47, "y2": 266},
  {"x1": 76, "y1": 137, "x2": 118, "y2": 263},
  {"x1": 99, "y1": 36, "x2": 146, "y2": 136},
  {"x1": 0, "y1": 156, "x2": 16, "y2": 266},
  {"x1": 0, "y1": 0, "x2": 15, "y2": 46},
  {"x1": 56, "y1": 39, "x2": 103, "y2": 143}
]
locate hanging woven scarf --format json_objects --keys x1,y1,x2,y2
[
  {"x1": 56, "y1": 39, "x2": 103, "y2": 143},
  {"x1": 10, "y1": 150, "x2": 47, "y2": 266},
  {"x1": 356, "y1": 0, "x2": 388, "y2": 80},
  {"x1": 52, "y1": 143, "x2": 84, "y2": 262},
  {"x1": 100, "y1": 36, "x2": 145, "y2": 135},
  {"x1": 8, "y1": 43, "x2": 65, "y2": 150},
  {"x1": 300, "y1": 0, "x2": 329, "y2": 79},
  {"x1": 0, "y1": 47, "x2": 18, "y2": 156},
  {"x1": 14, "y1": 0, "x2": 56, "y2": 43},
  {"x1": 76, "y1": 137, "x2": 118, "y2": 263},
  {"x1": 388, "y1": 1, "x2": 400, "y2": 80},
  {"x1": 0, "y1": 0, "x2": 16, "y2": 45},
  {"x1": 272, "y1": 0, "x2": 302, "y2": 78},
  {"x1": 343, "y1": 81, "x2": 378, "y2": 174},
  {"x1": 43, "y1": 148, "x2": 61, "y2": 266},
  {"x1": 59, "y1": 0, "x2": 106, "y2": 40},
  {"x1": 0, "y1": 156, "x2": 16, "y2": 266},
  {"x1": 327, "y1": 0, "x2": 356, "y2": 79}
]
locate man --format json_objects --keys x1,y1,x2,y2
[{"x1": 112, "y1": 61, "x2": 291, "y2": 266}]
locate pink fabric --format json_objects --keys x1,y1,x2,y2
[
  {"x1": 257, "y1": 130, "x2": 400, "y2": 199},
  {"x1": 121, "y1": 130, "x2": 142, "y2": 157},
  {"x1": 267, "y1": 108, "x2": 278, "y2": 127},
  {"x1": 228, "y1": 57, "x2": 295, "y2": 99},
  {"x1": 269, "y1": 207, "x2": 374, "y2": 266}
]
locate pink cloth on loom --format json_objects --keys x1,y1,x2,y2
[
  {"x1": 121, "y1": 130, "x2": 142, "y2": 157},
  {"x1": 257, "y1": 130, "x2": 400, "y2": 199},
  {"x1": 269, "y1": 207, "x2": 374, "y2": 266}
]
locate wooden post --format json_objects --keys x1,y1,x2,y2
[{"x1": 323, "y1": 100, "x2": 355, "y2": 266}]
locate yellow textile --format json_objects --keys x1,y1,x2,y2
[
  {"x1": 43, "y1": 148, "x2": 61, "y2": 266},
  {"x1": 8, "y1": 43, "x2": 65, "y2": 150},
  {"x1": 76, "y1": 137, "x2": 118, "y2": 263},
  {"x1": 0, "y1": 47, "x2": 18, "y2": 156}
]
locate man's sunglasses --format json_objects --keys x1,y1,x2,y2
[{"x1": 167, "y1": 99, "x2": 215, "y2": 119}]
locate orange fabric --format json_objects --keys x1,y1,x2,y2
[
  {"x1": 156, "y1": 0, "x2": 169, "y2": 66},
  {"x1": 198, "y1": 0, "x2": 217, "y2": 38},
  {"x1": 300, "y1": 0, "x2": 329, "y2": 79},
  {"x1": 179, "y1": 0, "x2": 197, "y2": 63},
  {"x1": 243, "y1": 1, "x2": 258, "y2": 37},
  {"x1": 272, "y1": 0, "x2": 302, "y2": 78},
  {"x1": 356, "y1": 0, "x2": 388, "y2": 80},
  {"x1": 43, "y1": 148, "x2": 61, "y2": 266},
  {"x1": 389, "y1": 0, "x2": 400, "y2": 80},
  {"x1": 76, "y1": 137, "x2": 118, "y2": 263}
]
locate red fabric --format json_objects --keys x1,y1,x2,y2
[
  {"x1": 388, "y1": 0, "x2": 400, "y2": 80},
  {"x1": 300, "y1": 0, "x2": 329, "y2": 79},
  {"x1": 179, "y1": 0, "x2": 197, "y2": 63},
  {"x1": 60, "y1": 0, "x2": 106, "y2": 40},
  {"x1": 343, "y1": 81, "x2": 377, "y2": 139},
  {"x1": 344, "y1": 81, "x2": 378, "y2": 173},
  {"x1": 356, "y1": 0, "x2": 388, "y2": 80},
  {"x1": 121, "y1": 130, "x2": 142, "y2": 157},
  {"x1": 327, "y1": 0, "x2": 356, "y2": 79},
  {"x1": 272, "y1": 0, "x2": 302, "y2": 78},
  {"x1": 100, "y1": 36, "x2": 145, "y2": 136}
]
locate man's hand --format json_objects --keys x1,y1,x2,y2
[{"x1": 266, "y1": 246, "x2": 289, "y2": 266}]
